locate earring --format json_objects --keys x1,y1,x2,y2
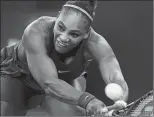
[{"x1": 84, "y1": 34, "x2": 89, "y2": 39}]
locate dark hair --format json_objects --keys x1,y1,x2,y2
[{"x1": 64, "y1": 0, "x2": 97, "y2": 20}]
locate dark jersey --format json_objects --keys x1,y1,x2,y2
[{"x1": 0, "y1": 16, "x2": 92, "y2": 92}]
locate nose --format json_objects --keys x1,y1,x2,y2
[{"x1": 59, "y1": 33, "x2": 70, "y2": 43}]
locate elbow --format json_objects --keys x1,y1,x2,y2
[
  {"x1": 122, "y1": 79, "x2": 129, "y2": 94},
  {"x1": 122, "y1": 80, "x2": 129, "y2": 101}
]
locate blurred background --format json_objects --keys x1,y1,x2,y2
[{"x1": 1, "y1": 0, "x2": 153, "y2": 116}]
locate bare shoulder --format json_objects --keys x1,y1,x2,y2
[
  {"x1": 21, "y1": 16, "x2": 56, "y2": 54},
  {"x1": 88, "y1": 28, "x2": 110, "y2": 47},
  {"x1": 84, "y1": 28, "x2": 114, "y2": 60},
  {"x1": 40, "y1": 16, "x2": 57, "y2": 24},
  {"x1": 25, "y1": 16, "x2": 56, "y2": 32}
]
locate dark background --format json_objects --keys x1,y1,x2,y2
[{"x1": 1, "y1": 1, "x2": 153, "y2": 115}]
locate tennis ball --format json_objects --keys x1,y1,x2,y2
[{"x1": 105, "y1": 83, "x2": 123, "y2": 101}]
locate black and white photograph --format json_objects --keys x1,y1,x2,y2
[{"x1": 0, "y1": 0, "x2": 153, "y2": 116}]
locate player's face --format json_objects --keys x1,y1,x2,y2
[{"x1": 53, "y1": 10, "x2": 89, "y2": 54}]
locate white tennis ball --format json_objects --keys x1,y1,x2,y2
[{"x1": 105, "y1": 83, "x2": 123, "y2": 101}]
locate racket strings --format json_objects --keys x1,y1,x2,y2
[{"x1": 130, "y1": 94, "x2": 153, "y2": 116}]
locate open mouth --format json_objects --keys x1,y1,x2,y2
[{"x1": 57, "y1": 41, "x2": 67, "y2": 48}]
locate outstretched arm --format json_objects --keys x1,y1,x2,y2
[
  {"x1": 87, "y1": 31, "x2": 129, "y2": 102},
  {"x1": 21, "y1": 17, "x2": 123, "y2": 116}
]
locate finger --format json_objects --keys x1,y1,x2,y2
[
  {"x1": 107, "y1": 110, "x2": 115, "y2": 116},
  {"x1": 115, "y1": 100, "x2": 127, "y2": 108},
  {"x1": 107, "y1": 104, "x2": 122, "y2": 111},
  {"x1": 86, "y1": 109, "x2": 94, "y2": 116},
  {"x1": 103, "y1": 110, "x2": 115, "y2": 116},
  {"x1": 104, "y1": 112, "x2": 109, "y2": 116},
  {"x1": 86, "y1": 110, "x2": 91, "y2": 116},
  {"x1": 93, "y1": 108, "x2": 108, "y2": 116},
  {"x1": 91, "y1": 109, "x2": 106, "y2": 116},
  {"x1": 100, "y1": 107, "x2": 108, "y2": 113}
]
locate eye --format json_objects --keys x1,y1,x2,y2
[
  {"x1": 70, "y1": 33, "x2": 80, "y2": 38},
  {"x1": 58, "y1": 23, "x2": 65, "y2": 31}
]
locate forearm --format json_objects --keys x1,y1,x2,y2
[
  {"x1": 28, "y1": 55, "x2": 83, "y2": 105},
  {"x1": 44, "y1": 78, "x2": 83, "y2": 105},
  {"x1": 44, "y1": 74, "x2": 87, "y2": 105},
  {"x1": 35, "y1": 69, "x2": 83, "y2": 105}
]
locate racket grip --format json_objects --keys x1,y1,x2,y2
[{"x1": 107, "y1": 104, "x2": 123, "y2": 111}]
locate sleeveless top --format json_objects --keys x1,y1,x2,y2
[{"x1": 0, "y1": 16, "x2": 92, "y2": 92}]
